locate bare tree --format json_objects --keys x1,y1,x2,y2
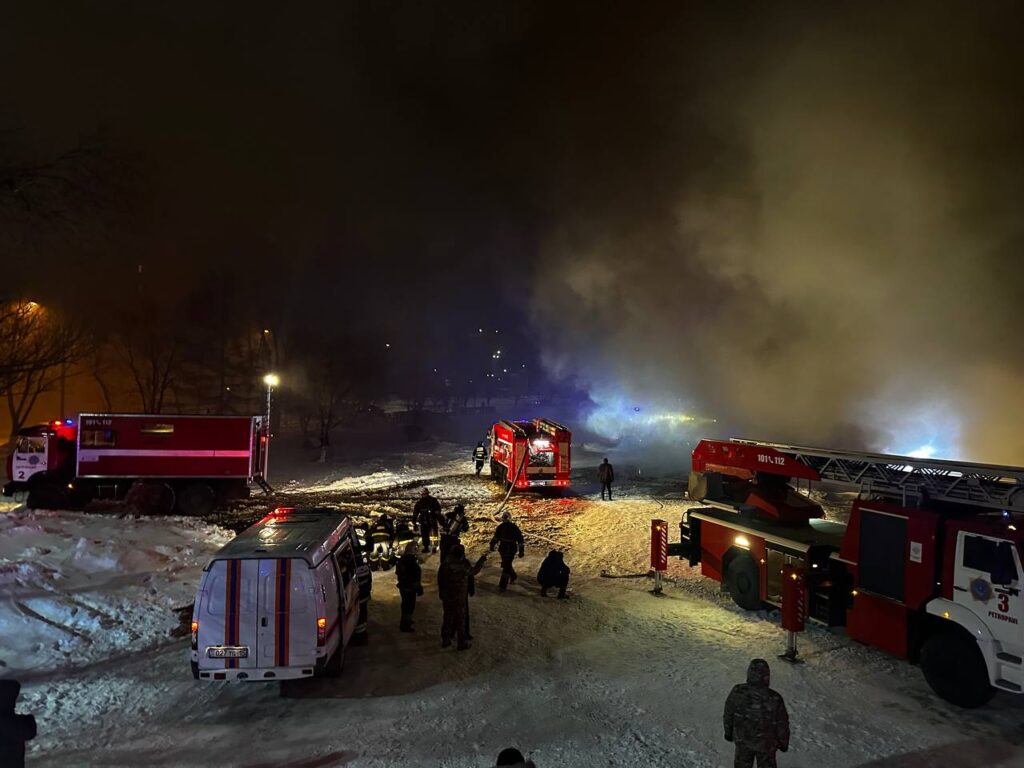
[
  {"x1": 115, "y1": 311, "x2": 181, "y2": 414},
  {"x1": 0, "y1": 300, "x2": 90, "y2": 442}
]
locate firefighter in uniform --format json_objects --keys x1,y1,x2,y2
[
  {"x1": 394, "y1": 518, "x2": 415, "y2": 551},
  {"x1": 439, "y1": 503, "x2": 470, "y2": 561},
  {"x1": 489, "y1": 512, "x2": 525, "y2": 592},
  {"x1": 723, "y1": 658, "x2": 790, "y2": 768},
  {"x1": 413, "y1": 487, "x2": 442, "y2": 554},
  {"x1": 368, "y1": 513, "x2": 395, "y2": 570},
  {"x1": 395, "y1": 542, "x2": 423, "y2": 632},
  {"x1": 473, "y1": 441, "x2": 488, "y2": 475},
  {"x1": 437, "y1": 544, "x2": 483, "y2": 650},
  {"x1": 537, "y1": 549, "x2": 570, "y2": 598}
]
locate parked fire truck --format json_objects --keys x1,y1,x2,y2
[
  {"x1": 488, "y1": 418, "x2": 571, "y2": 490},
  {"x1": 671, "y1": 438, "x2": 1024, "y2": 707},
  {"x1": 3, "y1": 413, "x2": 270, "y2": 516}
]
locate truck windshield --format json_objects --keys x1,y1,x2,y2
[{"x1": 15, "y1": 436, "x2": 46, "y2": 454}]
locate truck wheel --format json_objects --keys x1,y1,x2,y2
[
  {"x1": 125, "y1": 481, "x2": 176, "y2": 515},
  {"x1": 920, "y1": 629, "x2": 995, "y2": 708},
  {"x1": 725, "y1": 554, "x2": 762, "y2": 611},
  {"x1": 176, "y1": 482, "x2": 216, "y2": 517},
  {"x1": 324, "y1": 643, "x2": 345, "y2": 677},
  {"x1": 26, "y1": 475, "x2": 69, "y2": 510}
]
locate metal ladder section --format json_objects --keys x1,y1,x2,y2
[{"x1": 730, "y1": 439, "x2": 1024, "y2": 513}]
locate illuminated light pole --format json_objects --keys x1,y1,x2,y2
[{"x1": 262, "y1": 373, "x2": 279, "y2": 481}]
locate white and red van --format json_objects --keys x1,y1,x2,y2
[{"x1": 190, "y1": 507, "x2": 371, "y2": 681}]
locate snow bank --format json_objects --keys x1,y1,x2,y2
[{"x1": 0, "y1": 508, "x2": 233, "y2": 678}]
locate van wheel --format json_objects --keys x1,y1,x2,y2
[
  {"x1": 921, "y1": 629, "x2": 995, "y2": 708},
  {"x1": 324, "y1": 644, "x2": 345, "y2": 677},
  {"x1": 176, "y1": 482, "x2": 216, "y2": 517},
  {"x1": 725, "y1": 553, "x2": 762, "y2": 611}
]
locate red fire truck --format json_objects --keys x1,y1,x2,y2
[
  {"x1": 488, "y1": 418, "x2": 571, "y2": 490},
  {"x1": 3, "y1": 413, "x2": 270, "y2": 515},
  {"x1": 671, "y1": 438, "x2": 1024, "y2": 707}
]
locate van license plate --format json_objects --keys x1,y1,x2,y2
[{"x1": 207, "y1": 646, "x2": 249, "y2": 659}]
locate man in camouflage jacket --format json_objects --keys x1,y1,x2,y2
[{"x1": 724, "y1": 658, "x2": 790, "y2": 767}]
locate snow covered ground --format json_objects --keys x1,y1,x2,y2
[{"x1": 3, "y1": 448, "x2": 1024, "y2": 767}]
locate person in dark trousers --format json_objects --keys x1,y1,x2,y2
[
  {"x1": 439, "y1": 503, "x2": 470, "y2": 561},
  {"x1": 724, "y1": 658, "x2": 790, "y2": 768},
  {"x1": 489, "y1": 512, "x2": 525, "y2": 592},
  {"x1": 395, "y1": 542, "x2": 423, "y2": 632},
  {"x1": 495, "y1": 747, "x2": 536, "y2": 767},
  {"x1": 537, "y1": 549, "x2": 570, "y2": 598},
  {"x1": 0, "y1": 680, "x2": 36, "y2": 768},
  {"x1": 473, "y1": 441, "x2": 488, "y2": 475},
  {"x1": 413, "y1": 487, "x2": 442, "y2": 554},
  {"x1": 598, "y1": 458, "x2": 615, "y2": 500},
  {"x1": 368, "y1": 512, "x2": 395, "y2": 570},
  {"x1": 452, "y1": 542, "x2": 485, "y2": 640},
  {"x1": 437, "y1": 544, "x2": 483, "y2": 650}
]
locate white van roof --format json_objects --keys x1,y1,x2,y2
[{"x1": 210, "y1": 507, "x2": 354, "y2": 568}]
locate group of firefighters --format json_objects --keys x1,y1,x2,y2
[{"x1": 388, "y1": 487, "x2": 572, "y2": 650}]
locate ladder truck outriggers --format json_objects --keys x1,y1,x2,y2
[{"x1": 673, "y1": 438, "x2": 1024, "y2": 708}]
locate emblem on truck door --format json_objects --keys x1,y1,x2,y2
[{"x1": 970, "y1": 577, "x2": 993, "y2": 603}]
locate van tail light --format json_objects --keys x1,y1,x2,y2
[
  {"x1": 191, "y1": 620, "x2": 199, "y2": 650},
  {"x1": 316, "y1": 617, "x2": 327, "y2": 646}
]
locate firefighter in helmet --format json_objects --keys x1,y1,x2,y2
[
  {"x1": 473, "y1": 441, "x2": 488, "y2": 475},
  {"x1": 368, "y1": 512, "x2": 395, "y2": 571},
  {"x1": 489, "y1": 511, "x2": 525, "y2": 592}
]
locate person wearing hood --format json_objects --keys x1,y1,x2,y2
[
  {"x1": 437, "y1": 544, "x2": 484, "y2": 650},
  {"x1": 473, "y1": 441, "x2": 488, "y2": 475},
  {"x1": 495, "y1": 747, "x2": 536, "y2": 767},
  {"x1": 536, "y1": 550, "x2": 570, "y2": 599},
  {"x1": 489, "y1": 512, "x2": 525, "y2": 592},
  {"x1": 0, "y1": 679, "x2": 37, "y2": 768},
  {"x1": 395, "y1": 542, "x2": 423, "y2": 632},
  {"x1": 723, "y1": 658, "x2": 790, "y2": 767}
]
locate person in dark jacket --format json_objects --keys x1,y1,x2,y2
[
  {"x1": 724, "y1": 658, "x2": 790, "y2": 768},
  {"x1": 437, "y1": 544, "x2": 483, "y2": 650},
  {"x1": 439, "y1": 503, "x2": 470, "y2": 561},
  {"x1": 489, "y1": 512, "x2": 525, "y2": 592},
  {"x1": 394, "y1": 519, "x2": 415, "y2": 550},
  {"x1": 537, "y1": 550, "x2": 570, "y2": 598},
  {"x1": 413, "y1": 487, "x2": 442, "y2": 553},
  {"x1": 395, "y1": 542, "x2": 423, "y2": 632},
  {"x1": 368, "y1": 512, "x2": 395, "y2": 570},
  {"x1": 473, "y1": 441, "x2": 488, "y2": 475},
  {"x1": 495, "y1": 747, "x2": 536, "y2": 767},
  {"x1": 598, "y1": 458, "x2": 614, "y2": 500},
  {"x1": 0, "y1": 680, "x2": 36, "y2": 768}
]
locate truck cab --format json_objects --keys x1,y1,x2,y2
[{"x1": 3, "y1": 420, "x2": 77, "y2": 496}]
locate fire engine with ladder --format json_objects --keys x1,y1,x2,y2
[{"x1": 669, "y1": 437, "x2": 1024, "y2": 707}]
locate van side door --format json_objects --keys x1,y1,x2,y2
[
  {"x1": 315, "y1": 554, "x2": 343, "y2": 655},
  {"x1": 333, "y1": 543, "x2": 361, "y2": 646}
]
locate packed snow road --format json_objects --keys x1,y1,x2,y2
[{"x1": 4, "y1": 449, "x2": 1024, "y2": 767}]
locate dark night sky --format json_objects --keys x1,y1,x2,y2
[{"x1": 5, "y1": 2, "x2": 1024, "y2": 460}]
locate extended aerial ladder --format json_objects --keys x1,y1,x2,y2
[
  {"x1": 718, "y1": 438, "x2": 1024, "y2": 512},
  {"x1": 675, "y1": 437, "x2": 1024, "y2": 708}
]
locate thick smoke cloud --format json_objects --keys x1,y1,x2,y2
[{"x1": 532, "y1": 4, "x2": 1024, "y2": 464}]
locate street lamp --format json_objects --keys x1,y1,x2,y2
[{"x1": 262, "y1": 373, "x2": 279, "y2": 482}]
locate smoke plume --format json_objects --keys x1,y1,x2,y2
[{"x1": 531, "y1": 3, "x2": 1024, "y2": 464}]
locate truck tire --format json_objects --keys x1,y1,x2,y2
[
  {"x1": 725, "y1": 553, "x2": 762, "y2": 611},
  {"x1": 125, "y1": 481, "x2": 176, "y2": 516},
  {"x1": 26, "y1": 474, "x2": 69, "y2": 510},
  {"x1": 920, "y1": 629, "x2": 995, "y2": 708},
  {"x1": 176, "y1": 482, "x2": 216, "y2": 517}
]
